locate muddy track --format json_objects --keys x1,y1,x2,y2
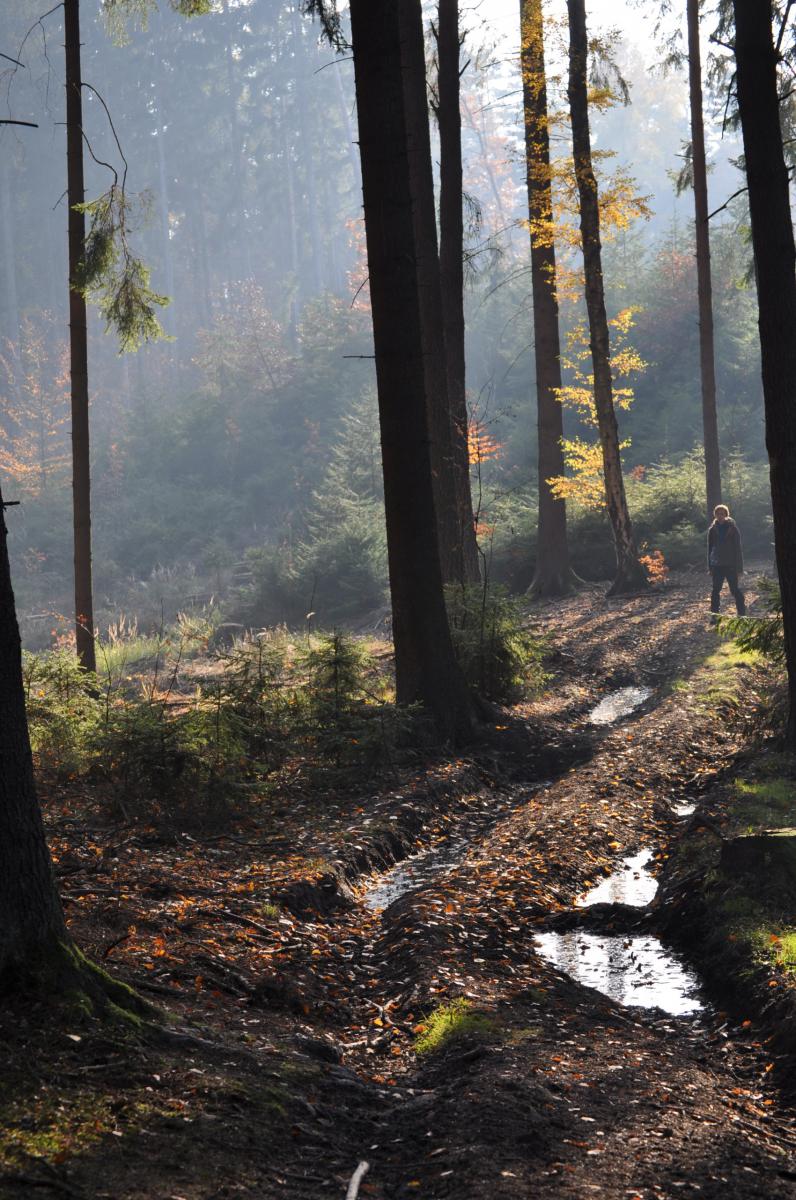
[
  {"x1": 286, "y1": 573, "x2": 796, "y2": 1199},
  {"x1": 9, "y1": 570, "x2": 795, "y2": 1200}
]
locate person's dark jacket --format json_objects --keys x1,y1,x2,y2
[{"x1": 707, "y1": 519, "x2": 744, "y2": 573}]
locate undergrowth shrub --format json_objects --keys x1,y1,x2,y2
[
  {"x1": 22, "y1": 649, "x2": 101, "y2": 777},
  {"x1": 719, "y1": 576, "x2": 786, "y2": 732},
  {"x1": 299, "y1": 631, "x2": 412, "y2": 773},
  {"x1": 216, "y1": 630, "x2": 296, "y2": 770},
  {"x1": 25, "y1": 621, "x2": 410, "y2": 826},
  {"x1": 446, "y1": 584, "x2": 546, "y2": 703},
  {"x1": 720, "y1": 577, "x2": 784, "y2": 666},
  {"x1": 243, "y1": 508, "x2": 388, "y2": 627},
  {"x1": 95, "y1": 693, "x2": 250, "y2": 827}
]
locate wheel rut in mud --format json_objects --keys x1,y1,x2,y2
[{"x1": 297, "y1": 576, "x2": 796, "y2": 1200}]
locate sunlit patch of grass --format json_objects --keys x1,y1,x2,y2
[
  {"x1": 776, "y1": 931, "x2": 796, "y2": 973},
  {"x1": 413, "y1": 999, "x2": 495, "y2": 1055},
  {"x1": 733, "y1": 777, "x2": 796, "y2": 831},
  {"x1": 693, "y1": 641, "x2": 760, "y2": 709}
]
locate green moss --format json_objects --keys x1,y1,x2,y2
[
  {"x1": 691, "y1": 641, "x2": 760, "y2": 710},
  {"x1": 0, "y1": 1093, "x2": 118, "y2": 1169},
  {"x1": 414, "y1": 999, "x2": 496, "y2": 1056}
]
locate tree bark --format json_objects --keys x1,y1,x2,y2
[
  {"x1": 732, "y1": 0, "x2": 796, "y2": 747},
  {"x1": 0, "y1": 154, "x2": 23, "y2": 411},
  {"x1": 566, "y1": 0, "x2": 646, "y2": 595},
  {"x1": 65, "y1": 0, "x2": 96, "y2": 673},
  {"x1": 521, "y1": 0, "x2": 574, "y2": 597},
  {"x1": 687, "y1": 0, "x2": 722, "y2": 520},
  {"x1": 349, "y1": 0, "x2": 473, "y2": 742},
  {"x1": 0, "y1": 486, "x2": 68, "y2": 981},
  {"x1": 398, "y1": 0, "x2": 465, "y2": 588},
  {"x1": 292, "y1": 4, "x2": 325, "y2": 296},
  {"x1": 437, "y1": 0, "x2": 480, "y2": 585}
]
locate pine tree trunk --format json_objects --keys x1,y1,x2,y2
[
  {"x1": 65, "y1": 0, "x2": 96, "y2": 673},
  {"x1": 566, "y1": 0, "x2": 646, "y2": 596},
  {"x1": 349, "y1": 0, "x2": 473, "y2": 742},
  {"x1": 281, "y1": 94, "x2": 301, "y2": 334},
  {"x1": 687, "y1": 0, "x2": 722, "y2": 520},
  {"x1": 732, "y1": 0, "x2": 796, "y2": 748},
  {"x1": 398, "y1": 0, "x2": 465, "y2": 588},
  {"x1": 521, "y1": 0, "x2": 574, "y2": 597},
  {"x1": 154, "y1": 9, "x2": 176, "y2": 346},
  {"x1": 0, "y1": 486, "x2": 68, "y2": 980},
  {"x1": 292, "y1": 4, "x2": 324, "y2": 296},
  {"x1": 437, "y1": 0, "x2": 481, "y2": 585},
  {"x1": 0, "y1": 154, "x2": 23, "y2": 411},
  {"x1": 222, "y1": 0, "x2": 253, "y2": 284}
]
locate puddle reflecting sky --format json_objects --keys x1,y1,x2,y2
[
  {"x1": 363, "y1": 839, "x2": 468, "y2": 912},
  {"x1": 534, "y1": 930, "x2": 703, "y2": 1016},
  {"x1": 589, "y1": 686, "x2": 653, "y2": 726},
  {"x1": 577, "y1": 850, "x2": 658, "y2": 908}
]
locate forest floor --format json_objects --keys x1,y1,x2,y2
[{"x1": 3, "y1": 567, "x2": 796, "y2": 1200}]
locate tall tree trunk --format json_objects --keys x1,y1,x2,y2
[
  {"x1": 732, "y1": 0, "x2": 796, "y2": 747},
  {"x1": 399, "y1": 0, "x2": 465, "y2": 587},
  {"x1": 281, "y1": 94, "x2": 301, "y2": 335},
  {"x1": 0, "y1": 488, "x2": 148, "y2": 1015},
  {"x1": 349, "y1": 0, "x2": 473, "y2": 742},
  {"x1": 566, "y1": 0, "x2": 646, "y2": 595},
  {"x1": 334, "y1": 61, "x2": 362, "y2": 194},
  {"x1": 292, "y1": 5, "x2": 324, "y2": 296},
  {"x1": 222, "y1": 0, "x2": 253, "y2": 284},
  {"x1": 521, "y1": 0, "x2": 574, "y2": 597},
  {"x1": 0, "y1": 485, "x2": 68, "y2": 981},
  {"x1": 65, "y1": 0, "x2": 96, "y2": 673},
  {"x1": 154, "y1": 9, "x2": 176, "y2": 344},
  {"x1": 687, "y1": 0, "x2": 722, "y2": 520},
  {"x1": 437, "y1": 0, "x2": 480, "y2": 585},
  {"x1": 0, "y1": 154, "x2": 23, "y2": 410}
]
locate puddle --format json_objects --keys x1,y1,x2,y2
[
  {"x1": 534, "y1": 930, "x2": 703, "y2": 1016},
  {"x1": 363, "y1": 839, "x2": 468, "y2": 912},
  {"x1": 589, "y1": 686, "x2": 653, "y2": 726},
  {"x1": 577, "y1": 850, "x2": 658, "y2": 908},
  {"x1": 673, "y1": 803, "x2": 696, "y2": 817}
]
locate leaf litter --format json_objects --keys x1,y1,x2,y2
[{"x1": 3, "y1": 571, "x2": 796, "y2": 1198}]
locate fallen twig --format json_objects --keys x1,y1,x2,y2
[{"x1": 345, "y1": 1160, "x2": 370, "y2": 1200}]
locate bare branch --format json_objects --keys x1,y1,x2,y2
[{"x1": 707, "y1": 185, "x2": 748, "y2": 221}]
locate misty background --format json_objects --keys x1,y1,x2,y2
[{"x1": 0, "y1": 0, "x2": 767, "y2": 643}]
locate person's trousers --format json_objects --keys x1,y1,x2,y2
[{"x1": 710, "y1": 567, "x2": 746, "y2": 615}]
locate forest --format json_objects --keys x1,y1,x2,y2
[{"x1": 1, "y1": 0, "x2": 796, "y2": 1196}]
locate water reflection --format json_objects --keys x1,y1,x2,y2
[
  {"x1": 589, "y1": 686, "x2": 653, "y2": 726},
  {"x1": 363, "y1": 839, "x2": 467, "y2": 913},
  {"x1": 534, "y1": 930, "x2": 703, "y2": 1016},
  {"x1": 577, "y1": 850, "x2": 658, "y2": 908}
]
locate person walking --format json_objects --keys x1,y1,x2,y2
[{"x1": 708, "y1": 504, "x2": 746, "y2": 615}]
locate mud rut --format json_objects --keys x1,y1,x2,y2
[{"x1": 281, "y1": 578, "x2": 796, "y2": 1200}]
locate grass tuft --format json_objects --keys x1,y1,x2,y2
[{"x1": 414, "y1": 999, "x2": 495, "y2": 1056}]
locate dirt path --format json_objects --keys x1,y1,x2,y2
[
  {"x1": 4, "y1": 570, "x2": 795, "y2": 1200},
  {"x1": 299, "y1": 571, "x2": 796, "y2": 1199}
]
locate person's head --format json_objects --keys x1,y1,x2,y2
[{"x1": 713, "y1": 504, "x2": 730, "y2": 524}]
